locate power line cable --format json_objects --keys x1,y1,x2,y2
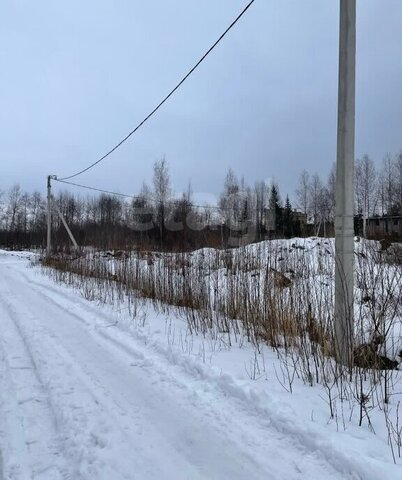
[
  {"x1": 54, "y1": 178, "x2": 221, "y2": 209},
  {"x1": 55, "y1": 178, "x2": 219, "y2": 209},
  {"x1": 54, "y1": 178, "x2": 260, "y2": 212},
  {"x1": 54, "y1": 178, "x2": 142, "y2": 200},
  {"x1": 58, "y1": 0, "x2": 255, "y2": 181}
]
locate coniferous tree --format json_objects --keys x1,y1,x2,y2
[
  {"x1": 269, "y1": 184, "x2": 283, "y2": 236},
  {"x1": 283, "y1": 195, "x2": 293, "y2": 238}
]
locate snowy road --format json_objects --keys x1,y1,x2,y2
[{"x1": 0, "y1": 253, "x2": 365, "y2": 480}]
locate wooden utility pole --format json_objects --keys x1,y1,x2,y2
[{"x1": 334, "y1": 0, "x2": 356, "y2": 366}]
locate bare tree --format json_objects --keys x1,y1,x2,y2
[
  {"x1": 129, "y1": 182, "x2": 153, "y2": 235},
  {"x1": 168, "y1": 182, "x2": 194, "y2": 233},
  {"x1": 254, "y1": 180, "x2": 269, "y2": 240},
  {"x1": 393, "y1": 152, "x2": 402, "y2": 215},
  {"x1": 0, "y1": 189, "x2": 5, "y2": 230},
  {"x1": 296, "y1": 170, "x2": 310, "y2": 217},
  {"x1": 377, "y1": 154, "x2": 397, "y2": 216},
  {"x1": 153, "y1": 157, "x2": 171, "y2": 240},
  {"x1": 30, "y1": 191, "x2": 45, "y2": 233},
  {"x1": 19, "y1": 192, "x2": 30, "y2": 236},
  {"x1": 219, "y1": 168, "x2": 240, "y2": 227},
  {"x1": 6, "y1": 184, "x2": 23, "y2": 231},
  {"x1": 309, "y1": 173, "x2": 324, "y2": 233},
  {"x1": 326, "y1": 163, "x2": 336, "y2": 223},
  {"x1": 355, "y1": 155, "x2": 378, "y2": 236}
]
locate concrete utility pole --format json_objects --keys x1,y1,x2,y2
[
  {"x1": 335, "y1": 0, "x2": 356, "y2": 366},
  {"x1": 47, "y1": 175, "x2": 52, "y2": 255}
]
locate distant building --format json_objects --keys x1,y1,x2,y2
[
  {"x1": 263, "y1": 208, "x2": 275, "y2": 233},
  {"x1": 263, "y1": 208, "x2": 308, "y2": 236},
  {"x1": 291, "y1": 211, "x2": 308, "y2": 226},
  {"x1": 367, "y1": 216, "x2": 402, "y2": 238}
]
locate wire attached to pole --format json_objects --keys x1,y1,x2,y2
[
  {"x1": 53, "y1": 177, "x2": 259, "y2": 212},
  {"x1": 54, "y1": 178, "x2": 143, "y2": 199},
  {"x1": 58, "y1": 0, "x2": 255, "y2": 181}
]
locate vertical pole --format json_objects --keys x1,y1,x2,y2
[
  {"x1": 47, "y1": 175, "x2": 52, "y2": 255},
  {"x1": 335, "y1": 0, "x2": 356, "y2": 366}
]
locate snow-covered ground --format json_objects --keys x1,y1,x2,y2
[{"x1": 0, "y1": 249, "x2": 401, "y2": 479}]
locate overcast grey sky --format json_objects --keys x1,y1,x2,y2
[{"x1": 1, "y1": 0, "x2": 401, "y2": 202}]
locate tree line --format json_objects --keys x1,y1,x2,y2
[
  {"x1": 1, "y1": 151, "x2": 401, "y2": 250},
  {"x1": 295, "y1": 151, "x2": 402, "y2": 236}
]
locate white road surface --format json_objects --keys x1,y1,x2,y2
[{"x1": 0, "y1": 252, "x2": 368, "y2": 479}]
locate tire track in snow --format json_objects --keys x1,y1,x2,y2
[
  {"x1": 11, "y1": 267, "x2": 369, "y2": 480},
  {"x1": 1, "y1": 259, "x2": 380, "y2": 479},
  {"x1": 2, "y1": 271, "x2": 277, "y2": 479},
  {"x1": 0, "y1": 283, "x2": 148, "y2": 480},
  {"x1": 0, "y1": 295, "x2": 72, "y2": 480},
  {"x1": 14, "y1": 269, "x2": 374, "y2": 480}
]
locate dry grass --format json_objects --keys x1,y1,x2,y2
[{"x1": 39, "y1": 237, "x2": 402, "y2": 457}]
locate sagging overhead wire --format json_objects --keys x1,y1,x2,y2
[
  {"x1": 54, "y1": 178, "x2": 142, "y2": 200},
  {"x1": 57, "y1": 0, "x2": 255, "y2": 181},
  {"x1": 53, "y1": 178, "x2": 257, "y2": 212}
]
